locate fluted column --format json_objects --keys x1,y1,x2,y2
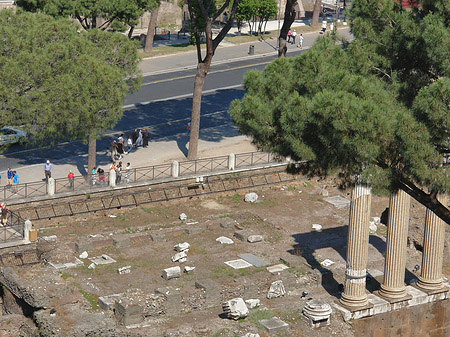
[
  {"x1": 379, "y1": 189, "x2": 410, "y2": 300},
  {"x1": 417, "y1": 195, "x2": 447, "y2": 292},
  {"x1": 340, "y1": 185, "x2": 372, "y2": 308}
]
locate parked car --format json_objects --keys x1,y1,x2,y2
[{"x1": 0, "y1": 126, "x2": 27, "y2": 145}]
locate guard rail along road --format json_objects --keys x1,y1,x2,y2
[{"x1": 2, "y1": 151, "x2": 291, "y2": 204}]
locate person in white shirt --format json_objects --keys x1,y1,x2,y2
[{"x1": 298, "y1": 33, "x2": 304, "y2": 48}]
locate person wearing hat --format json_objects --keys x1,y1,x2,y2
[
  {"x1": 44, "y1": 160, "x2": 53, "y2": 182},
  {"x1": 1, "y1": 202, "x2": 8, "y2": 226}
]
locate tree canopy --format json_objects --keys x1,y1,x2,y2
[
  {"x1": 229, "y1": 0, "x2": 450, "y2": 223},
  {"x1": 0, "y1": 9, "x2": 141, "y2": 167},
  {"x1": 15, "y1": 0, "x2": 159, "y2": 31}
]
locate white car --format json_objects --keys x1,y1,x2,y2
[{"x1": 0, "y1": 126, "x2": 27, "y2": 145}]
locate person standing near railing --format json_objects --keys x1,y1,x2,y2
[
  {"x1": 6, "y1": 168, "x2": 13, "y2": 186},
  {"x1": 0, "y1": 202, "x2": 8, "y2": 226},
  {"x1": 44, "y1": 160, "x2": 53, "y2": 182},
  {"x1": 125, "y1": 162, "x2": 131, "y2": 183},
  {"x1": 12, "y1": 171, "x2": 19, "y2": 193},
  {"x1": 67, "y1": 170, "x2": 74, "y2": 189}
]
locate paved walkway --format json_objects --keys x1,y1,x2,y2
[{"x1": 0, "y1": 19, "x2": 351, "y2": 187}]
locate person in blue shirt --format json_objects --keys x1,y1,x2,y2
[{"x1": 7, "y1": 168, "x2": 13, "y2": 186}]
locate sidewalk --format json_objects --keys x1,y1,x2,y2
[
  {"x1": 138, "y1": 18, "x2": 351, "y2": 76},
  {"x1": 4, "y1": 126, "x2": 257, "y2": 185}
]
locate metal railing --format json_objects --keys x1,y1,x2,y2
[
  {"x1": 0, "y1": 211, "x2": 25, "y2": 243},
  {"x1": 1, "y1": 151, "x2": 283, "y2": 203}
]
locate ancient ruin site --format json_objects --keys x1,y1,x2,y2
[{"x1": 0, "y1": 168, "x2": 449, "y2": 336}]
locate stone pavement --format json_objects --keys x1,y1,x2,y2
[{"x1": 0, "y1": 19, "x2": 351, "y2": 186}]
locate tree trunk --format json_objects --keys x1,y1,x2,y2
[
  {"x1": 278, "y1": 0, "x2": 298, "y2": 57},
  {"x1": 88, "y1": 132, "x2": 96, "y2": 175},
  {"x1": 311, "y1": 0, "x2": 322, "y2": 26},
  {"x1": 187, "y1": 63, "x2": 208, "y2": 160},
  {"x1": 144, "y1": 7, "x2": 160, "y2": 53},
  {"x1": 128, "y1": 26, "x2": 135, "y2": 39}
]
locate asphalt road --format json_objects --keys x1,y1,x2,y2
[{"x1": 0, "y1": 48, "x2": 307, "y2": 172}]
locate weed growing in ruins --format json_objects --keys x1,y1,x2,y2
[
  {"x1": 246, "y1": 309, "x2": 275, "y2": 328},
  {"x1": 230, "y1": 193, "x2": 242, "y2": 204},
  {"x1": 78, "y1": 288, "x2": 99, "y2": 310}
]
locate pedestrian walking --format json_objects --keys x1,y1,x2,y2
[
  {"x1": 44, "y1": 160, "x2": 53, "y2": 182},
  {"x1": 143, "y1": 129, "x2": 149, "y2": 148},
  {"x1": 298, "y1": 33, "x2": 304, "y2": 48},
  {"x1": 0, "y1": 203, "x2": 8, "y2": 226},
  {"x1": 186, "y1": 120, "x2": 191, "y2": 141},
  {"x1": 132, "y1": 129, "x2": 138, "y2": 147},
  {"x1": 125, "y1": 162, "x2": 131, "y2": 183},
  {"x1": 135, "y1": 130, "x2": 143, "y2": 147},
  {"x1": 127, "y1": 136, "x2": 132, "y2": 154},
  {"x1": 110, "y1": 140, "x2": 118, "y2": 161},
  {"x1": 292, "y1": 30, "x2": 297, "y2": 45},
  {"x1": 67, "y1": 170, "x2": 74, "y2": 189},
  {"x1": 287, "y1": 29, "x2": 292, "y2": 43},
  {"x1": 117, "y1": 138, "x2": 124, "y2": 159}
]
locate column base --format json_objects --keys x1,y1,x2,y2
[
  {"x1": 337, "y1": 298, "x2": 373, "y2": 312},
  {"x1": 413, "y1": 281, "x2": 448, "y2": 296},
  {"x1": 374, "y1": 289, "x2": 412, "y2": 304},
  {"x1": 339, "y1": 291, "x2": 370, "y2": 311}
]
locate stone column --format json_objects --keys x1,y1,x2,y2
[
  {"x1": 417, "y1": 195, "x2": 447, "y2": 292},
  {"x1": 340, "y1": 185, "x2": 372, "y2": 308},
  {"x1": 379, "y1": 189, "x2": 410, "y2": 300}
]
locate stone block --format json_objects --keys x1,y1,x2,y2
[
  {"x1": 195, "y1": 279, "x2": 221, "y2": 308},
  {"x1": 150, "y1": 231, "x2": 166, "y2": 242},
  {"x1": 259, "y1": 317, "x2": 289, "y2": 333},
  {"x1": 219, "y1": 218, "x2": 236, "y2": 229},
  {"x1": 162, "y1": 266, "x2": 181, "y2": 280},
  {"x1": 114, "y1": 299, "x2": 143, "y2": 326},
  {"x1": 248, "y1": 235, "x2": 263, "y2": 243},
  {"x1": 98, "y1": 294, "x2": 123, "y2": 311},
  {"x1": 238, "y1": 253, "x2": 270, "y2": 267},
  {"x1": 75, "y1": 240, "x2": 93, "y2": 253},
  {"x1": 112, "y1": 235, "x2": 131, "y2": 248},
  {"x1": 234, "y1": 230, "x2": 254, "y2": 242},
  {"x1": 185, "y1": 227, "x2": 202, "y2": 235},
  {"x1": 155, "y1": 286, "x2": 181, "y2": 316}
]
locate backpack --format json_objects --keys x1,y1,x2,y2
[{"x1": 1, "y1": 207, "x2": 7, "y2": 216}]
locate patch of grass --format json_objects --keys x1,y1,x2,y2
[
  {"x1": 210, "y1": 266, "x2": 264, "y2": 279},
  {"x1": 141, "y1": 207, "x2": 154, "y2": 213},
  {"x1": 212, "y1": 328, "x2": 235, "y2": 337},
  {"x1": 376, "y1": 225, "x2": 387, "y2": 237},
  {"x1": 138, "y1": 42, "x2": 196, "y2": 58},
  {"x1": 230, "y1": 193, "x2": 242, "y2": 204},
  {"x1": 60, "y1": 273, "x2": 71, "y2": 280},
  {"x1": 246, "y1": 309, "x2": 275, "y2": 329},
  {"x1": 116, "y1": 214, "x2": 129, "y2": 222},
  {"x1": 79, "y1": 289, "x2": 100, "y2": 310},
  {"x1": 266, "y1": 231, "x2": 282, "y2": 244}
]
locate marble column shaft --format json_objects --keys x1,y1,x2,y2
[
  {"x1": 340, "y1": 185, "x2": 371, "y2": 308},
  {"x1": 417, "y1": 195, "x2": 447, "y2": 292},
  {"x1": 379, "y1": 189, "x2": 410, "y2": 299}
]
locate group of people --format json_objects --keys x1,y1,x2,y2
[
  {"x1": 287, "y1": 30, "x2": 304, "y2": 48},
  {"x1": 109, "y1": 129, "x2": 149, "y2": 162},
  {"x1": 0, "y1": 167, "x2": 20, "y2": 189}
]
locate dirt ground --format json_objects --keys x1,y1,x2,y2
[{"x1": 18, "y1": 174, "x2": 450, "y2": 336}]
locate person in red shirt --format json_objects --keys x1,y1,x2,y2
[{"x1": 67, "y1": 170, "x2": 74, "y2": 189}]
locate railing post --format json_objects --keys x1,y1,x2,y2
[
  {"x1": 172, "y1": 161, "x2": 179, "y2": 178},
  {"x1": 229, "y1": 153, "x2": 235, "y2": 170},
  {"x1": 24, "y1": 219, "x2": 32, "y2": 242},
  {"x1": 47, "y1": 178, "x2": 55, "y2": 196}
]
